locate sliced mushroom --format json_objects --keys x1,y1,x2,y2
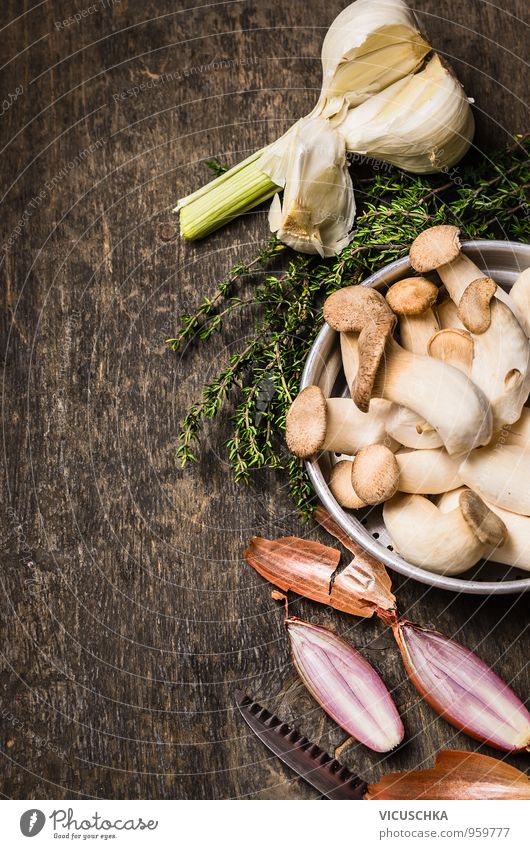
[
  {"x1": 383, "y1": 491, "x2": 492, "y2": 574},
  {"x1": 385, "y1": 404, "x2": 443, "y2": 450},
  {"x1": 385, "y1": 276, "x2": 440, "y2": 355},
  {"x1": 428, "y1": 328, "x2": 474, "y2": 376},
  {"x1": 329, "y1": 460, "x2": 367, "y2": 509},
  {"x1": 324, "y1": 286, "x2": 492, "y2": 455},
  {"x1": 285, "y1": 385, "x2": 393, "y2": 459},
  {"x1": 410, "y1": 226, "x2": 530, "y2": 429},
  {"x1": 509, "y1": 267, "x2": 530, "y2": 338},
  {"x1": 352, "y1": 444, "x2": 400, "y2": 505},
  {"x1": 458, "y1": 443, "x2": 530, "y2": 516}
]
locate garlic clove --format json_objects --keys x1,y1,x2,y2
[
  {"x1": 260, "y1": 118, "x2": 355, "y2": 257},
  {"x1": 340, "y1": 55, "x2": 474, "y2": 174},
  {"x1": 318, "y1": 0, "x2": 431, "y2": 113}
]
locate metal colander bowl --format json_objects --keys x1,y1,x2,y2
[{"x1": 302, "y1": 240, "x2": 530, "y2": 595}]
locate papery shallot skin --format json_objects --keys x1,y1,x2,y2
[
  {"x1": 287, "y1": 618, "x2": 404, "y2": 753},
  {"x1": 367, "y1": 750, "x2": 530, "y2": 800},
  {"x1": 395, "y1": 622, "x2": 530, "y2": 752}
]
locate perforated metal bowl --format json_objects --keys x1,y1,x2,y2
[{"x1": 302, "y1": 240, "x2": 530, "y2": 595}]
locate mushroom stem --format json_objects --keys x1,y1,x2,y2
[
  {"x1": 509, "y1": 267, "x2": 530, "y2": 338},
  {"x1": 386, "y1": 404, "x2": 443, "y2": 449},
  {"x1": 400, "y1": 310, "x2": 439, "y2": 355},
  {"x1": 484, "y1": 502, "x2": 530, "y2": 572},
  {"x1": 285, "y1": 385, "x2": 395, "y2": 459},
  {"x1": 395, "y1": 447, "x2": 462, "y2": 494},
  {"x1": 383, "y1": 492, "x2": 486, "y2": 574},
  {"x1": 458, "y1": 443, "x2": 530, "y2": 516},
  {"x1": 373, "y1": 337, "x2": 492, "y2": 455},
  {"x1": 410, "y1": 226, "x2": 530, "y2": 429}
]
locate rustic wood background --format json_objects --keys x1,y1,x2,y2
[{"x1": 1, "y1": 0, "x2": 528, "y2": 800}]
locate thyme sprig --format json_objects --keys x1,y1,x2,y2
[{"x1": 170, "y1": 137, "x2": 530, "y2": 516}]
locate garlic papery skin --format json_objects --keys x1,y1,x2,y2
[
  {"x1": 394, "y1": 622, "x2": 530, "y2": 752},
  {"x1": 264, "y1": 118, "x2": 355, "y2": 257},
  {"x1": 317, "y1": 0, "x2": 431, "y2": 116},
  {"x1": 340, "y1": 54, "x2": 474, "y2": 173},
  {"x1": 287, "y1": 618, "x2": 404, "y2": 752}
]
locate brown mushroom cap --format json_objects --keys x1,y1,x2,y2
[
  {"x1": 352, "y1": 444, "x2": 400, "y2": 506},
  {"x1": 409, "y1": 225, "x2": 461, "y2": 272},
  {"x1": 325, "y1": 287, "x2": 397, "y2": 413},
  {"x1": 353, "y1": 312, "x2": 396, "y2": 413},
  {"x1": 323, "y1": 286, "x2": 391, "y2": 332},
  {"x1": 459, "y1": 489, "x2": 507, "y2": 546},
  {"x1": 428, "y1": 328, "x2": 475, "y2": 373},
  {"x1": 457, "y1": 276, "x2": 497, "y2": 334},
  {"x1": 386, "y1": 276, "x2": 439, "y2": 316},
  {"x1": 285, "y1": 385, "x2": 327, "y2": 459},
  {"x1": 329, "y1": 460, "x2": 366, "y2": 509}
]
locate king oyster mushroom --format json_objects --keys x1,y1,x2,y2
[
  {"x1": 337, "y1": 288, "x2": 439, "y2": 449},
  {"x1": 323, "y1": 286, "x2": 492, "y2": 455},
  {"x1": 383, "y1": 489, "x2": 507, "y2": 574},
  {"x1": 410, "y1": 225, "x2": 530, "y2": 429},
  {"x1": 351, "y1": 444, "x2": 400, "y2": 505},
  {"x1": 285, "y1": 385, "x2": 397, "y2": 459},
  {"x1": 428, "y1": 327, "x2": 475, "y2": 376},
  {"x1": 329, "y1": 460, "x2": 367, "y2": 509},
  {"x1": 438, "y1": 488, "x2": 530, "y2": 572},
  {"x1": 329, "y1": 445, "x2": 462, "y2": 510},
  {"x1": 385, "y1": 276, "x2": 440, "y2": 355},
  {"x1": 458, "y1": 440, "x2": 530, "y2": 516},
  {"x1": 385, "y1": 404, "x2": 443, "y2": 450},
  {"x1": 502, "y1": 406, "x2": 530, "y2": 450},
  {"x1": 509, "y1": 267, "x2": 530, "y2": 338}
]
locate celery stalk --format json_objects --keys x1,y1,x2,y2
[{"x1": 175, "y1": 150, "x2": 280, "y2": 240}]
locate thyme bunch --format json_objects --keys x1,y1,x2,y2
[{"x1": 169, "y1": 137, "x2": 530, "y2": 516}]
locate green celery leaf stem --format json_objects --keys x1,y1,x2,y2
[{"x1": 176, "y1": 150, "x2": 280, "y2": 241}]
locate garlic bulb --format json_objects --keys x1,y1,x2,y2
[
  {"x1": 340, "y1": 54, "x2": 475, "y2": 173},
  {"x1": 264, "y1": 118, "x2": 355, "y2": 257},
  {"x1": 317, "y1": 0, "x2": 430, "y2": 117},
  {"x1": 176, "y1": 0, "x2": 475, "y2": 255}
]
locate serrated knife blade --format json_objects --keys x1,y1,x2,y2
[{"x1": 235, "y1": 691, "x2": 368, "y2": 799}]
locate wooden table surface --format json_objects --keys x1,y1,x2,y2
[{"x1": 1, "y1": 0, "x2": 528, "y2": 800}]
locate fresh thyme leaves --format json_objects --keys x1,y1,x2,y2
[{"x1": 170, "y1": 137, "x2": 530, "y2": 517}]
